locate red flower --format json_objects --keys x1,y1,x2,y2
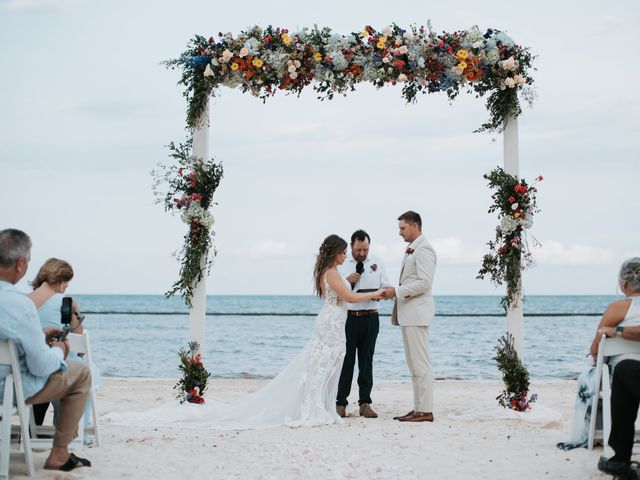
[
  {"x1": 537, "y1": 175, "x2": 544, "y2": 181},
  {"x1": 514, "y1": 185, "x2": 528, "y2": 194},
  {"x1": 498, "y1": 246, "x2": 507, "y2": 255},
  {"x1": 405, "y1": 248, "x2": 414, "y2": 255},
  {"x1": 371, "y1": 264, "x2": 378, "y2": 272},
  {"x1": 394, "y1": 60, "x2": 405, "y2": 69},
  {"x1": 508, "y1": 196, "x2": 515, "y2": 204},
  {"x1": 178, "y1": 168, "x2": 183, "y2": 175}
]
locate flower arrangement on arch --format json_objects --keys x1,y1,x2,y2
[
  {"x1": 167, "y1": 24, "x2": 535, "y2": 133},
  {"x1": 477, "y1": 167, "x2": 542, "y2": 309},
  {"x1": 175, "y1": 341, "x2": 211, "y2": 404},
  {"x1": 152, "y1": 139, "x2": 223, "y2": 306},
  {"x1": 493, "y1": 334, "x2": 537, "y2": 412}
]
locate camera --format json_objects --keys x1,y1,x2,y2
[{"x1": 55, "y1": 297, "x2": 85, "y2": 342}]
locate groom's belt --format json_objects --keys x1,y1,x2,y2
[{"x1": 347, "y1": 309, "x2": 378, "y2": 317}]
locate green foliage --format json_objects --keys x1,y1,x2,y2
[
  {"x1": 493, "y1": 334, "x2": 536, "y2": 411},
  {"x1": 174, "y1": 341, "x2": 211, "y2": 404},
  {"x1": 476, "y1": 167, "x2": 541, "y2": 310}
]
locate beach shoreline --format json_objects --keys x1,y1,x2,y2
[{"x1": 7, "y1": 378, "x2": 613, "y2": 479}]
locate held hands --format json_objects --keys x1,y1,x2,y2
[
  {"x1": 370, "y1": 289, "x2": 385, "y2": 301},
  {"x1": 379, "y1": 287, "x2": 396, "y2": 300}
]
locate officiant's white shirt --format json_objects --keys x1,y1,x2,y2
[{"x1": 339, "y1": 253, "x2": 391, "y2": 311}]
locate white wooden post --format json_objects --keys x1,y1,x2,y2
[
  {"x1": 503, "y1": 115, "x2": 524, "y2": 357},
  {"x1": 189, "y1": 100, "x2": 210, "y2": 351}
]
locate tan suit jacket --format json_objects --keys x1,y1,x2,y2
[{"x1": 391, "y1": 235, "x2": 437, "y2": 327}]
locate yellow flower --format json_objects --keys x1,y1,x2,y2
[
  {"x1": 379, "y1": 36, "x2": 387, "y2": 43},
  {"x1": 360, "y1": 30, "x2": 368, "y2": 38},
  {"x1": 313, "y1": 52, "x2": 323, "y2": 62},
  {"x1": 281, "y1": 33, "x2": 291, "y2": 45},
  {"x1": 252, "y1": 58, "x2": 264, "y2": 68},
  {"x1": 456, "y1": 49, "x2": 469, "y2": 61},
  {"x1": 458, "y1": 61, "x2": 467, "y2": 69},
  {"x1": 376, "y1": 41, "x2": 385, "y2": 49},
  {"x1": 230, "y1": 62, "x2": 239, "y2": 71}
]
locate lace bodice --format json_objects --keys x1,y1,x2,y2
[{"x1": 323, "y1": 277, "x2": 345, "y2": 307}]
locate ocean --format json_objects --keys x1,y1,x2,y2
[{"x1": 75, "y1": 294, "x2": 613, "y2": 381}]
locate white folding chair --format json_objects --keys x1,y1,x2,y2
[
  {"x1": 30, "y1": 330, "x2": 101, "y2": 449},
  {"x1": 588, "y1": 334, "x2": 640, "y2": 454},
  {"x1": 0, "y1": 340, "x2": 35, "y2": 477}
]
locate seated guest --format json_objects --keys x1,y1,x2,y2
[
  {"x1": 28, "y1": 258, "x2": 101, "y2": 444},
  {"x1": 0, "y1": 229, "x2": 92, "y2": 472},
  {"x1": 558, "y1": 257, "x2": 640, "y2": 450}
]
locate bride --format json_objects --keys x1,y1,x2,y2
[{"x1": 110, "y1": 234, "x2": 383, "y2": 429}]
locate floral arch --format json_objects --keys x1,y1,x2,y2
[{"x1": 158, "y1": 24, "x2": 537, "y2": 356}]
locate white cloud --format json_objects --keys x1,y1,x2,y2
[
  {"x1": 239, "y1": 239, "x2": 292, "y2": 259},
  {"x1": 532, "y1": 241, "x2": 614, "y2": 266},
  {"x1": 371, "y1": 237, "x2": 485, "y2": 267},
  {"x1": 0, "y1": 0, "x2": 78, "y2": 11}
]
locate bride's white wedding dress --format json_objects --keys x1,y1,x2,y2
[{"x1": 109, "y1": 278, "x2": 348, "y2": 430}]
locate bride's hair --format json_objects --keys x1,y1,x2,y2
[{"x1": 314, "y1": 234, "x2": 347, "y2": 297}]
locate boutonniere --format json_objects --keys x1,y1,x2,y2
[
  {"x1": 370, "y1": 264, "x2": 378, "y2": 272},
  {"x1": 405, "y1": 248, "x2": 414, "y2": 255}
]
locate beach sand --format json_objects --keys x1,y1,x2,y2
[{"x1": 8, "y1": 378, "x2": 613, "y2": 479}]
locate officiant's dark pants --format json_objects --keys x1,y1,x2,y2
[
  {"x1": 609, "y1": 359, "x2": 640, "y2": 462},
  {"x1": 336, "y1": 311, "x2": 379, "y2": 406}
]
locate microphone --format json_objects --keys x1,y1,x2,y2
[{"x1": 353, "y1": 261, "x2": 364, "y2": 290}]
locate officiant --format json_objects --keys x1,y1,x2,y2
[{"x1": 336, "y1": 230, "x2": 391, "y2": 418}]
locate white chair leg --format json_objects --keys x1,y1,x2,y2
[
  {"x1": 589, "y1": 370, "x2": 603, "y2": 449},
  {"x1": 602, "y1": 365, "x2": 614, "y2": 457},
  {"x1": 17, "y1": 402, "x2": 34, "y2": 477},
  {"x1": 0, "y1": 376, "x2": 14, "y2": 478},
  {"x1": 90, "y1": 388, "x2": 101, "y2": 446}
]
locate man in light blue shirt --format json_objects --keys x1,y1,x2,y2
[{"x1": 0, "y1": 229, "x2": 92, "y2": 472}]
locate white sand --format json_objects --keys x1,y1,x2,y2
[{"x1": 8, "y1": 378, "x2": 614, "y2": 479}]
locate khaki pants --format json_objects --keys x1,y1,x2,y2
[
  {"x1": 401, "y1": 326, "x2": 433, "y2": 412},
  {"x1": 26, "y1": 361, "x2": 91, "y2": 448}
]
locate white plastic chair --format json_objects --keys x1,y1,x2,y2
[
  {"x1": 588, "y1": 334, "x2": 640, "y2": 454},
  {"x1": 0, "y1": 340, "x2": 35, "y2": 477},
  {"x1": 30, "y1": 330, "x2": 101, "y2": 449}
]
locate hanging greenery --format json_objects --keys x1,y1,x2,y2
[{"x1": 477, "y1": 167, "x2": 542, "y2": 310}]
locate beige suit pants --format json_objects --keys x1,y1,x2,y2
[
  {"x1": 26, "y1": 360, "x2": 91, "y2": 448},
  {"x1": 401, "y1": 326, "x2": 433, "y2": 412}
]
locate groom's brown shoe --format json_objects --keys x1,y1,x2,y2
[
  {"x1": 336, "y1": 406, "x2": 346, "y2": 418},
  {"x1": 399, "y1": 411, "x2": 434, "y2": 422},
  {"x1": 359, "y1": 403, "x2": 378, "y2": 418},
  {"x1": 393, "y1": 410, "x2": 414, "y2": 421}
]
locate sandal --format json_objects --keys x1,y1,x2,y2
[{"x1": 44, "y1": 453, "x2": 92, "y2": 471}]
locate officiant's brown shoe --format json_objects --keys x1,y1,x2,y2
[
  {"x1": 359, "y1": 403, "x2": 378, "y2": 418},
  {"x1": 336, "y1": 406, "x2": 346, "y2": 418},
  {"x1": 393, "y1": 410, "x2": 414, "y2": 421},
  {"x1": 399, "y1": 411, "x2": 434, "y2": 422}
]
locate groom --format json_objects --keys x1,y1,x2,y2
[{"x1": 382, "y1": 211, "x2": 437, "y2": 423}]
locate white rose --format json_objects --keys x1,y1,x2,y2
[
  {"x1": 417, "y1": 57, "x2": 425, "y2": 68},
  {"x1": 514, "y1": 74, "x2": 526, "y2": 85},
  {"x1": 472, "y1": 40, "x2": 484, "y2": 49},
  {"x1": 222, "y1": 49, "x2": 233, "y2": 62},
  {"x1": 403, "y1": 32, "x2": 410, "y2": 39},
  {"x1": 239, "y1": 47, "x2": 249, "y2": 58},
  {"x1": 288, "y1": 65, "x2": 296, "y2": 73},
  {"x1": 511, "y1": 202, "x2": 519, "y2": 210},
  {"x1": 500, "y1": 56, "x2": 518, "y2": 71},
  {"x1": 383, "y1": 26, "x2": 392, "y2": 37},
  {"x1": 290, "y1": 71, "x2": 298, "y2": 79},
  {"x1": 382, "y1": 57, "x2": 389, "y2": 63},
  {"x1": 204, "y1": 64, "x2": 214, "y2": 77},
  {"x1": 504, "y1": 77, "x2": 516, "y2": 88},
  {"x1": 398, "y1": 73, "x2": 408, "y2": 82},
  {"x1": 293, "y1": 59, "x2": 301, "y2": 68},
  {"x1": 398, "y1": 45, "x2": 408, "y2": 54}
]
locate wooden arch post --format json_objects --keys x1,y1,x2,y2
[
  {"x1": 189, "y1": 100, "x2": 210, "y2": 351},
  {"x1": 503, "y1": 115, "x2": 524, "y2": 357}
]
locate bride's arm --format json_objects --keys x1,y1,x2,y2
[{"x1": 325, "y1": 269, "x2": 381, "y2": 303}]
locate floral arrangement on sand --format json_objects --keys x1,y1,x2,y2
[
  {"x1": 175, "y1": 341, "x2": 211, "y2": 404},
  {"x1": 166, "y1": 24, "x2": 536, "y2": 133},
  {"x1": 477, "y1": 167, "x2": 542, "y2": 309},
  {"x1": 493, "y1": 334, "x2": 537, "y2": 411}
]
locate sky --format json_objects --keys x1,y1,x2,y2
[{"x1": 1, "y1": 0, "x2": 638, "y2": 296}]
